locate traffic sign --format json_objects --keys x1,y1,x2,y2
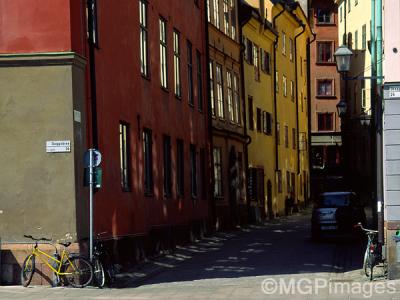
[{"x1": 84, "y1": 149, "x2": 102, "y2": 167}]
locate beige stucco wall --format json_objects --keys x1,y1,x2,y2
[{"x1": 0, "y1": 53, "x2": 87, "y2": 243}]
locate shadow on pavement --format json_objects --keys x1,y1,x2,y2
[{"x1": 112, "y1": 209, "x2": 368, "y2": 288}]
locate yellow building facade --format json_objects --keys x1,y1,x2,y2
[{"x1": 242, "y1": 0, "x2": 312, "y2": 217}]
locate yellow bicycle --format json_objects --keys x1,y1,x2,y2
[{"x1": 21, "y1": 235, "x2": 93, "y2": 288}]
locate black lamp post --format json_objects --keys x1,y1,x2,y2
[{"x1": 334, "y1": 45, "x2": 353, "y2": 188}]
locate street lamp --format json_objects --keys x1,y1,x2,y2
[
  {"x1": 334, "y1": 45, "x2": 353, "y2": 73},
  {"x1": 336, "y1": 99, "x2": 347, "y2": 118}
]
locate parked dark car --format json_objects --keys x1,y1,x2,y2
[{"x1": 311, "y1": 192, "x2": 366, "y2": 239}]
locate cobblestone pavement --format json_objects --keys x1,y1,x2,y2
[{"x1": 2, "y1": 209, "x2": 400, "y2": 300}]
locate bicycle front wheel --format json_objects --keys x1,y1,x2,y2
[
  {"x1": 93, "y1": 258, "x2": 106, "y2": 288},
  {"x1": 63, "y1": 256, "x2": 93, "y2": 288},
  {"x1": 21, "y1": 254, "x2": 35, "y2": 287},
  {"x1": 363, "y1": 248, "x2": 371, "y2": 277}
]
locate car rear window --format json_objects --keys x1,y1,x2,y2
[{"x1": 319, "y1": 194, "x2": 351, "y2": 207}]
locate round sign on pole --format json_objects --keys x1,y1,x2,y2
[
  {"x1": 92, "y1": 150, "x2": 102, "y2": 167},
  {"x1": 84, "y1": 149, "x2": 102, "y2": 167}
]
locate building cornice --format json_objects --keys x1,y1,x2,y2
[{"x1": 0, "y1": 52, "x2": 87, "y2": 70}]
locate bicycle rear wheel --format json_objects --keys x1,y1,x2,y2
[
  {"x1": 63, "y1": 256, "x2": 93, "y2": 288},
  {"x1": 363, "y1": 248, "x2": 371, "y2": 277},
  {"x1": 93, "y1": 258, "x2": 106, "y2": 288},
  {"x1": 21, "y1": 254, "x2": 35, "y2": 287}
]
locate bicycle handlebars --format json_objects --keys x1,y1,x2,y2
[
  {"x1": 24, "y1": 234, "x2": 52, "y2": 242},
  {"x1": 354, "y1": 222, "x2": 378, "y2": 233}
]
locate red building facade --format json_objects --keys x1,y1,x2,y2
[
  {"x1": 309, "y1": 0, "x2": 342, "y2": 191},
  {"x1": 91, "y1": 0, "x2": 211, "y2": 255},
  {"x1": 0, "y1": 0, "x2": 210, "y2": 283}
]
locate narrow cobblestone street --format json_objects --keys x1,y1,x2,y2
[{"x1": 1, "y1": 210, "x2": 399, "y2": 299}]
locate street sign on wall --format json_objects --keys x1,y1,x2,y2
[{"x1": 46, "y1": 140, "x2": 71, "y2": 153}]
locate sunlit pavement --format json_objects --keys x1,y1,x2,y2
[{"x1": 2, "y1": 209, "x2": 400, "y2": 300}]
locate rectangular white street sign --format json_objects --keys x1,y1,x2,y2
[{"x1": 46, "y1": 140, "x2": 71, "y2": 153}]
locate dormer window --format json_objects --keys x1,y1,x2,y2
[{"x1": 316, "y1": 9, "x2": 333, "y2": 24}]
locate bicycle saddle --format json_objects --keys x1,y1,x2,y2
[{"x1": 59, "y1": 242, "x2": 71, "y2": 247}]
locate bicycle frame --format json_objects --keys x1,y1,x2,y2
[{"x1": 28, "y1": 244, "x2": 77, "y2": 276}]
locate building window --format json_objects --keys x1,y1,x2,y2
[
  {"x1": 362, "y1": 24, "x2": 366, "y2": 50},
  {"x1": 289, "y1": 38, "x2": 293, "y2": 61},
  {"x1": 244, "y1": 37, "x2": 254, "y2": 64},
  {"x1": 282, "y1": 32, "x2": 286, "y2": 55},
  {"x1": 213, "y1": 0, "x2": 220, "y2": 29},
  {"x1": 317, "y1": 41, "x2": 333, "y2": 63},
  {"x1": 160, "y1": 18, "x2": 168, "y2": 89},
  {"x1": 284, "y1": 125, "x2": 289, "y2": 148},
  {"x1": 88, "y1": 0, "x2": 99, "y2": 47},
  {"x1": 261, "y1": 50, "x2": 271, "y2": 74},
  {"x1": 190, "y1": 144, "x2": 197, "y2": 198},
  {"x1": 213, "y1": 147, "x2": 223, "y2": 197},
  {"x1": 254, "y1": 44, "x2": 260, "y2": 81},
  {"x1": 216, "y1": 64, "x2": 224, "y2": 118},
  {"x1": 301, "y1": 91, "x2": 304, "y2": 112},
  {"x1": 119, "y1": 122, "x2": 131, "y2": 191},
  {"x1": 256, "y1": 108, "x2": 262, "y2": 132},
  {"x1": 361, "y1": 79, "x2": 366, "y2": 108},
  {"x1": 277, "y1": 122, "x2": 280, "y2": 145},
  {"x1": 173, "y1": 30, "x2": 181, "y2": 98},
  {"x1": 223, "y1": 0, "x2": 230, "y2": 35},
  {"x1": 233, "y1": 73, "x2": 240, "y2": 124},
  {"x1": 143, "y1": 128, "x2": 153, "y2": 194},
  {"x1": 199, "y1": 148, "x2": 206, "y2": 198},
  {"x1": 355, "y1": 30, "x2": 358, "y2": 50},
  {"x1": 340, "y1": 6, "x2": 342, "y2": 22},
  {"x1": 265, "y1": 112, "x2": 272, "y2": 135},
  {"x1": 187, "y1": 40, "x2": 194, "y2": 105},
  {"x1": 196, "y1": 50, "x2": 203, "y2": 111},
  {"x1": 207, "y1": 0, "x2": 211, "y2": 22},
  {"x1": 316, "y1": 9, "x2": 333, "y2": 24},
  {"x1": 283, "y1": 75, "x2": 287, "y2": 97},
  {"x1": 163, "y1": 135, "x2": 172, "y2": 198},
  {"x1": 318, "y1": 113, "x2": 334, "y2": 131},
  {"x1": 286, "y1": 171, "x2": 291, "y2": 194},
  {"x1": 177, "y1": 139, "x2": 184, "y2": 197},
  {"x1": 277, "y1": 170, "x2": 282, "y2": 193},
  {"x1": 248, "y1": 96, "x2": 254, "y2": 130},
  {"x1": 292, "y1": 128, "x2": 296, "y2": 149},
  {"x1": 348, "y1": 0, "x2": 351, "y2": 12},
  {"x1": 139, "y1": 0, "x2": 149, "y2": 77},
  {"x1": 317, "y1": 79, "x2": 334, "y2": 97},
  {"x1": 290, "y1": 80, "x2": 294, "y2": 101},
  {"x1": 230, "y1": 0, "x2": 236, "y2": 39},
  {"x1": 227, "y1": 70, "x2": 234, "y2": 122},
  {"x1": 209, "y1": 60, "x2": 216, "y2": 116},
  {"x1": 275, "y1": 71, "x2": 279, "y2": 92}
]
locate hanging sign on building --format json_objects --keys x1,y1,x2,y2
[{"x1": 46, "y1": 140, "x2": 71, "y2": 153}]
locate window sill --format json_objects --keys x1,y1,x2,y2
[
  {"x1": 175, "y1": 94, "x2": 182, "y2": 101},
  {"x1": 316, "y1": 62, "x2": 336, "y2": 66},
  {"x1": 161, "y1": 86, "x2": 169, "y2": 93},
  {"x1": 315, "y1": 23, "x2": 336, "y2": 27},
  {"x1": 316, "y1": 95, "x2": 336, "y2": 99}
]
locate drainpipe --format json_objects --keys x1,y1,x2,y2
[
  {"x1": 306, "y1": 33, "x2": 316, "y2": 206},
  {"x1": 238, "y1": 1, "x2": 253, "y2": 223},
  {"x1": 294, "y1": 24, "x2": 306, "y2": 178},
  {"x1": 375, "y1": 0, "x2": 384, "y2": 245},
  {"x1": 204, "y1": 4, "x2": 216, "y2": 232},
  {"x1": 273, "y1": 5, "x2": 285, "y2": 173},
  {"x1": 87, "y1": 0, "x2": 99, "y2": 149}
]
